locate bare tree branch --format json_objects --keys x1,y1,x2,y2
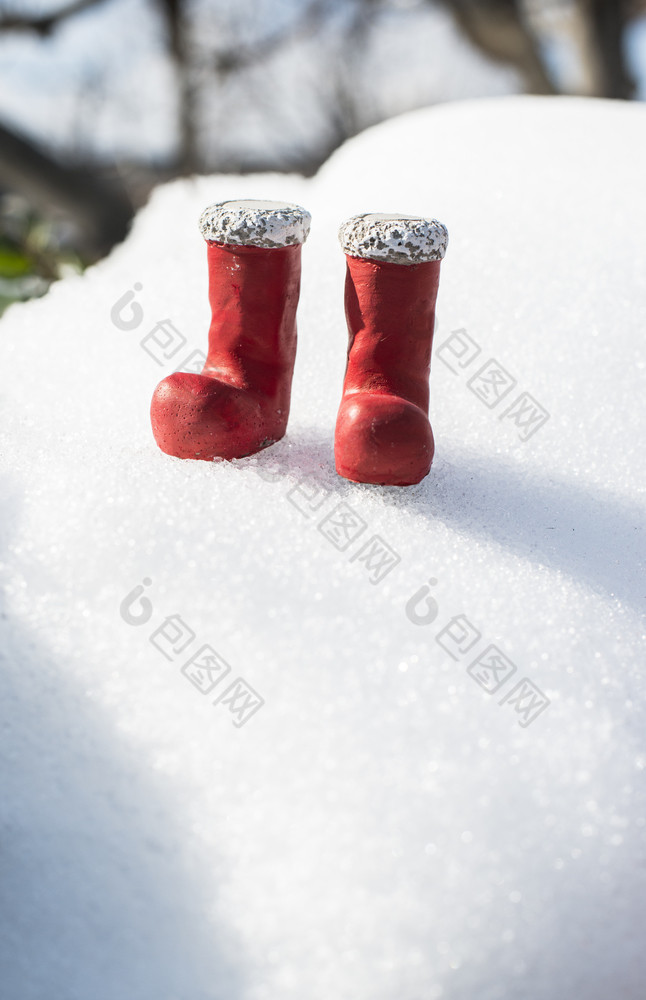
[
  {"x1": 213, "y1": 0, "x2": 347, "y2": 76},
  {"x1": 0, "y1": 0, "x2": 107, "y2": 36},
  {"x1": 435, "y1": 0, "x2": 555, "y2": 94}
]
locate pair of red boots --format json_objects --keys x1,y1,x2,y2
[{"x1": 151, "y1": 199, "x2": 448, "y2": 487}]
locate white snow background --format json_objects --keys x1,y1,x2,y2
[{"x1": 0, "y1": 96, "x2": 645, "y2": 1000}]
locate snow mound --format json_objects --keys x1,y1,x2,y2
[{"x1": 1, "y1": 97, "x2": 645, "y2": 1000}]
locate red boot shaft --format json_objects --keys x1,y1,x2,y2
[
  {"x1": 202, "y1": 241, "x2": 301, "y2": 402},
  {"x1": 335, "y1": 213, "x2": 447, "y2": 487},
  {"x1": 151, "y1": 199, "x2": 310, "y2": 462},
  {"x1": 342, "y1": 255, "x2": 440, "y2": 410}
]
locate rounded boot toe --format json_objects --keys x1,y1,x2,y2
[
  {"x1": 334, "y1": 392, "x2": 434, "y2": 486},
  {"x1": 150, "y1": 373, "x2": 268, "y2": 461}
]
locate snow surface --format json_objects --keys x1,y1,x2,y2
[{"x1": 1, "y1": 96, "x2": 645, "y2": 1000}]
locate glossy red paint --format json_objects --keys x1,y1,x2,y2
[
  {"x1": 151, "y1": 240, "x2": 302, "y2": 461},
  {"x1": 334, "y1": 254, "x2": 441, "y2": 486}
]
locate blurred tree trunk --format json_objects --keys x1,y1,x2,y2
[
  {"x1": 159, "y1": 0, "x2": 199, "y2": 174},
  {"x1": 584, "y1": 0, "x2": 636, "y2": 98}
]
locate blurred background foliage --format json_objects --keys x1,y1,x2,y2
[{"x1": 0, "y1": 0, "x2": 645, "y2": 312}]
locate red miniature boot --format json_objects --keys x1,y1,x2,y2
[
  {"x1": 334, "y1": 213, "x2": 448, "y2": 486},
  {"x1": 151, "y1": 199, "x2": 311, "y2": 461}
]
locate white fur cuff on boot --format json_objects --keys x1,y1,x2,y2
[
  {"x1": 339, "y1": 213, "x2": 448, "y2": 265},
  {"x1": 199, "y1": 199, "x2": 311, "y2": 248}
]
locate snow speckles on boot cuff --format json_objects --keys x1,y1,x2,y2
[
  {"x1": 339, "y1": 213, "x2": 448, "y2": 265},
  {"x1": 199, "y1": 199, "x2": 311, "y2": 248}
]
